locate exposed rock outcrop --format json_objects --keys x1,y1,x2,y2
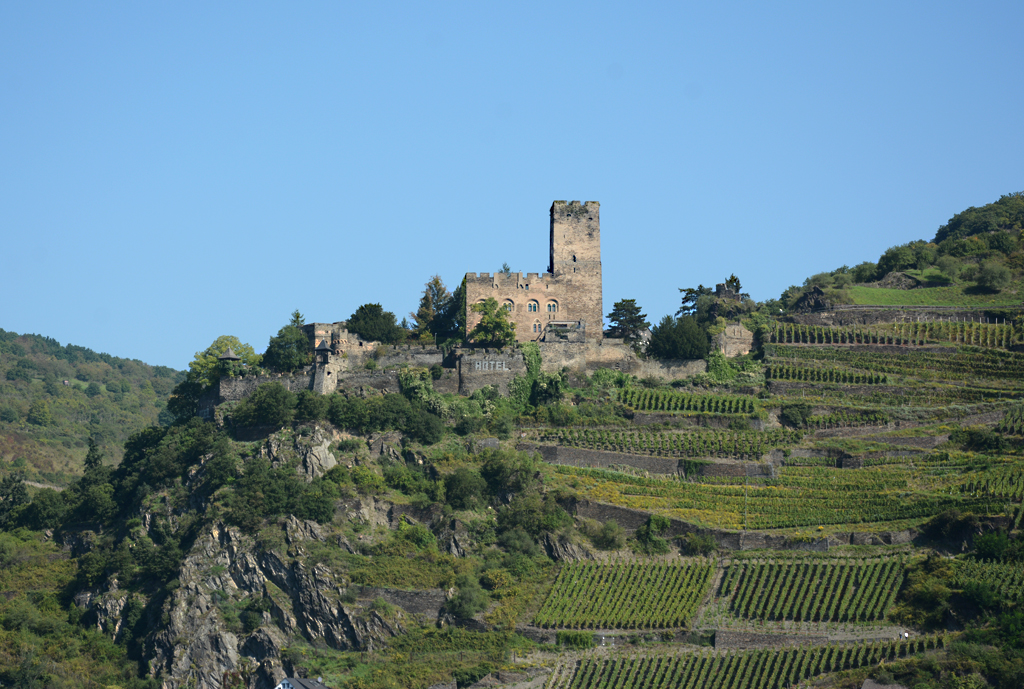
[
  {"x1": 300, "y1": 427, "x2": 338, "y2": 480},
  {"x1": 542, "y1": 533, "x2": 594, "y2": 562},
  {"x1": 138, "y1": 512, "x2": 435, "y2": 689}
]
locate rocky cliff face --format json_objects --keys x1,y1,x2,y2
[{"x1": 135, "y1": 511, "x2": 448, "y2": 689}]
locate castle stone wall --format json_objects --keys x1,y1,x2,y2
[
  {"x1": 537, "y1": 339, "x2": 706, "y2": 380},
  {"x1": 456, "y1": 348, "x2": 527, "y2": 395}
]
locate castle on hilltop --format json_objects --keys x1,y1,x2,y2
[
  {"x1": 465, "y1": 201, "x2": 603, "y2": 343},
  {"x1": 200, "y1": 200, "x2": 710, "y2": 418}
]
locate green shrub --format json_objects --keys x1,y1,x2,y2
[
  {"x1": 976, "y1": 260, "x2": 1012, "y2": 292},
  {"x1": 587, "y1": 520, "x2": 626, "y2": 550},
  {"x1": 779, "y1": 401, "x2": 812, "y2": 428},
  {"x1": 445, "y1": 467, "x2": 487, "y2": 510},
  {"x1": 679, "y1": 531, "x2": 717, "y2": 555},
  {"x1": 634, "y1": 514, "x2": 671, "y2": 555},
  {"x1": 294, "y1": 390, "x2": 328, "y2": 423},
  {"x1": 352, "y1": 466, "x2": 386, "y2": 495},
  {"x1": 384, "y1": 464, "x2": 432, "y2": 496},
  {"x1": 446, "y1": 574, "x2": 489, "y2": 618},
  {"x1": 556, "y1": 630, "x2": 595, "y2": 649},
  {"x1": 232, "y1": 383, "x2": 296, "y2": 427}
]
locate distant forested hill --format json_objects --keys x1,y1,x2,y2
[{"x1": 0, "y1": 329, "x2": 183, "y2": 486}]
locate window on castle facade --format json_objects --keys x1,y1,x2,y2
[
  {"x1": 503, "y1": 301, "x2": 514, "y2": 312},
  {"x1": 546, "y1": 302, "x2": 558, "y2": 313},
  {"x1": 528, "y1": 301, "x2": 538, "y2": 312}
]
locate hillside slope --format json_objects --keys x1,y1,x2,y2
[{"x1": 0, "y1": 328, "x2": 183, "y2": 485}]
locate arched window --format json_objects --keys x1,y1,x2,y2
[
  {"x1": 546, "y1": 301, "x2": 558, "y2": 313},
  {"x1": 502, "y1": 300, "x2": 515, "y2": 313},
  {"x1": 533, "y1": 321, "x2": 542, "y2": 333},
  {"x1": 528, "y1": 300, "x2": 539, "y2": 313}
]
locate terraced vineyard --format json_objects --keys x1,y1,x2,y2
[
  {"x1": 537, "y1": 428, "x2": 802, "y2": 460},
  {"x1": 534, "y1": 560, "x2": 714, "y2": 629},
  {"x1": 545, "y1": 636, "x2": 948, "y2": 689},
  {"x1": 950, "y1": 559, "x2": 1024, "y2": 602},
  {"x1": 617, "y1": 389, "x2": 757, "y2": 414},
  {"x1": 550, "y1": 464, "x2": 1006, "y2": 531},
  {"x1": 718, "y1": 559, "x2": 905, "y2": 622},
  {"x1": 765, "y1": 344, "x2": 1024, "y2": 383},
  {"x1": 765, "y1": 365, "x2": 888, "y2": 384},
  {"x1": 765, "y1": 321, "x2": 1017, "y2": 348}
]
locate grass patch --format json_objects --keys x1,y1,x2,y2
[{"x1": 846, "y1": 282, "x2": 1020, "y2": 306}]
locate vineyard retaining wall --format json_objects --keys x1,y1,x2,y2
[
  {"x1": 697, "y1": 463, "x2": 774, "y2": 478},
  {"x1": 571, "y1": 500, "x2": 830, "y2": 552},
  {"x1": 521, "y1": 444, "x2": 681, "y2": 475},
  {"x1": 629, "y1": 412, "x2": 767, "y2": 430}
]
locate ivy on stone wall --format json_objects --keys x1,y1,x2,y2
[{"x1": 508, "y1": 343, "x2": 541, "y2": 409}]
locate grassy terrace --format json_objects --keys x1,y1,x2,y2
[{"x1": 846, "y1": 280, "x2": 1023, "y2": 306}]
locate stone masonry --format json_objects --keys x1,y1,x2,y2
[{"x1": 465, "y1": 201, "x2": 603, "y2": 342}]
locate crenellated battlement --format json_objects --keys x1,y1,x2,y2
[{"x1": 550, "y1": 200, "x2": 600, "y2": 220}]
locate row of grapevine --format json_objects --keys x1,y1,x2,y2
[
  {"x1": 534, "y1": 560, "x2": 714, "y2": 629},
  {"x1": 765, "y1": 366, "x2": 887, "y2": 385},
  {"x1": 997, "y1": 402, "x2": 1024, "y2": 434},
  {"x1": 767, "y1": 321, "x2": 1016, "y2": 348},
  {"x1": 766, "y1": 344, "x2": 1024, "y2": 382},
  {"x1": 958, "y1": 466, "x2": 1024, "y2": 500},
  {"x1": 718, "y1": 559, "x2": 905, "y2": 622},
  {"x1": 618, "y1": 388, "x2": 756, "y2": 414},
  {"x1": 553, "y1": 464, "x2": 1006, "y2": 530},
  {"x1": 547, "y1": 636, "x2": 947, "y2": 689},
  {"x1": 951, "y1": 559, "x2": 1024, "y2": 602},
  {"x1": 540, "y1": 428, "x2": 802, "y2": 460}
]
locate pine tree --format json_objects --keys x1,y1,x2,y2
[
  {"x1": 606, "y1": 299, "x2": 651, "y2": 351},
  {"x1": 84, "y1": 437, "x2": 104, "y2": 471}
]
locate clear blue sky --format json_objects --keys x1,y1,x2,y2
[{"x1": 2, "y1": 2, "x2": 1022, "y2": 370}]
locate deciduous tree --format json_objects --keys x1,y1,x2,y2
[
  {"x1": 468, "y1": 297, "x2": 516, "y2": 347},
  {"x1": 186, "y1": 336, "x2": 262, "y2": 388}
]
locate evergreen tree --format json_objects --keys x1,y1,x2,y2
[
  {"x1": 606, "y1": 299, "x2": 650, "y2": 350},
  {"x1": 84, "y1": 437, "x2": 104, "y2": 470},
  {"x1": 409, "y1": 275, "x2": 452, "y2": 342},
  {"x1": 433, "y1": 279, "x2": 467, "y2": 343},
  {"x1": 347, "y1": 303, "x2": 405, "y2": 344},
  {"x1": 0, "y1": 473, "x2": 28, "y2": 525},
  {"x1": 263, "y1": 321, "x2": 312, "y2": 372},
  {"x1": 677, "y1": 284, "x2": 712, "y2": 316},
  {"x1": 647, "y1": 315, "x2": 709, "y2": 360}
]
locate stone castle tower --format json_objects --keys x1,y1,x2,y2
[{"x1": 465, "y1": 200, "x2": 603, "y2": 342}]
